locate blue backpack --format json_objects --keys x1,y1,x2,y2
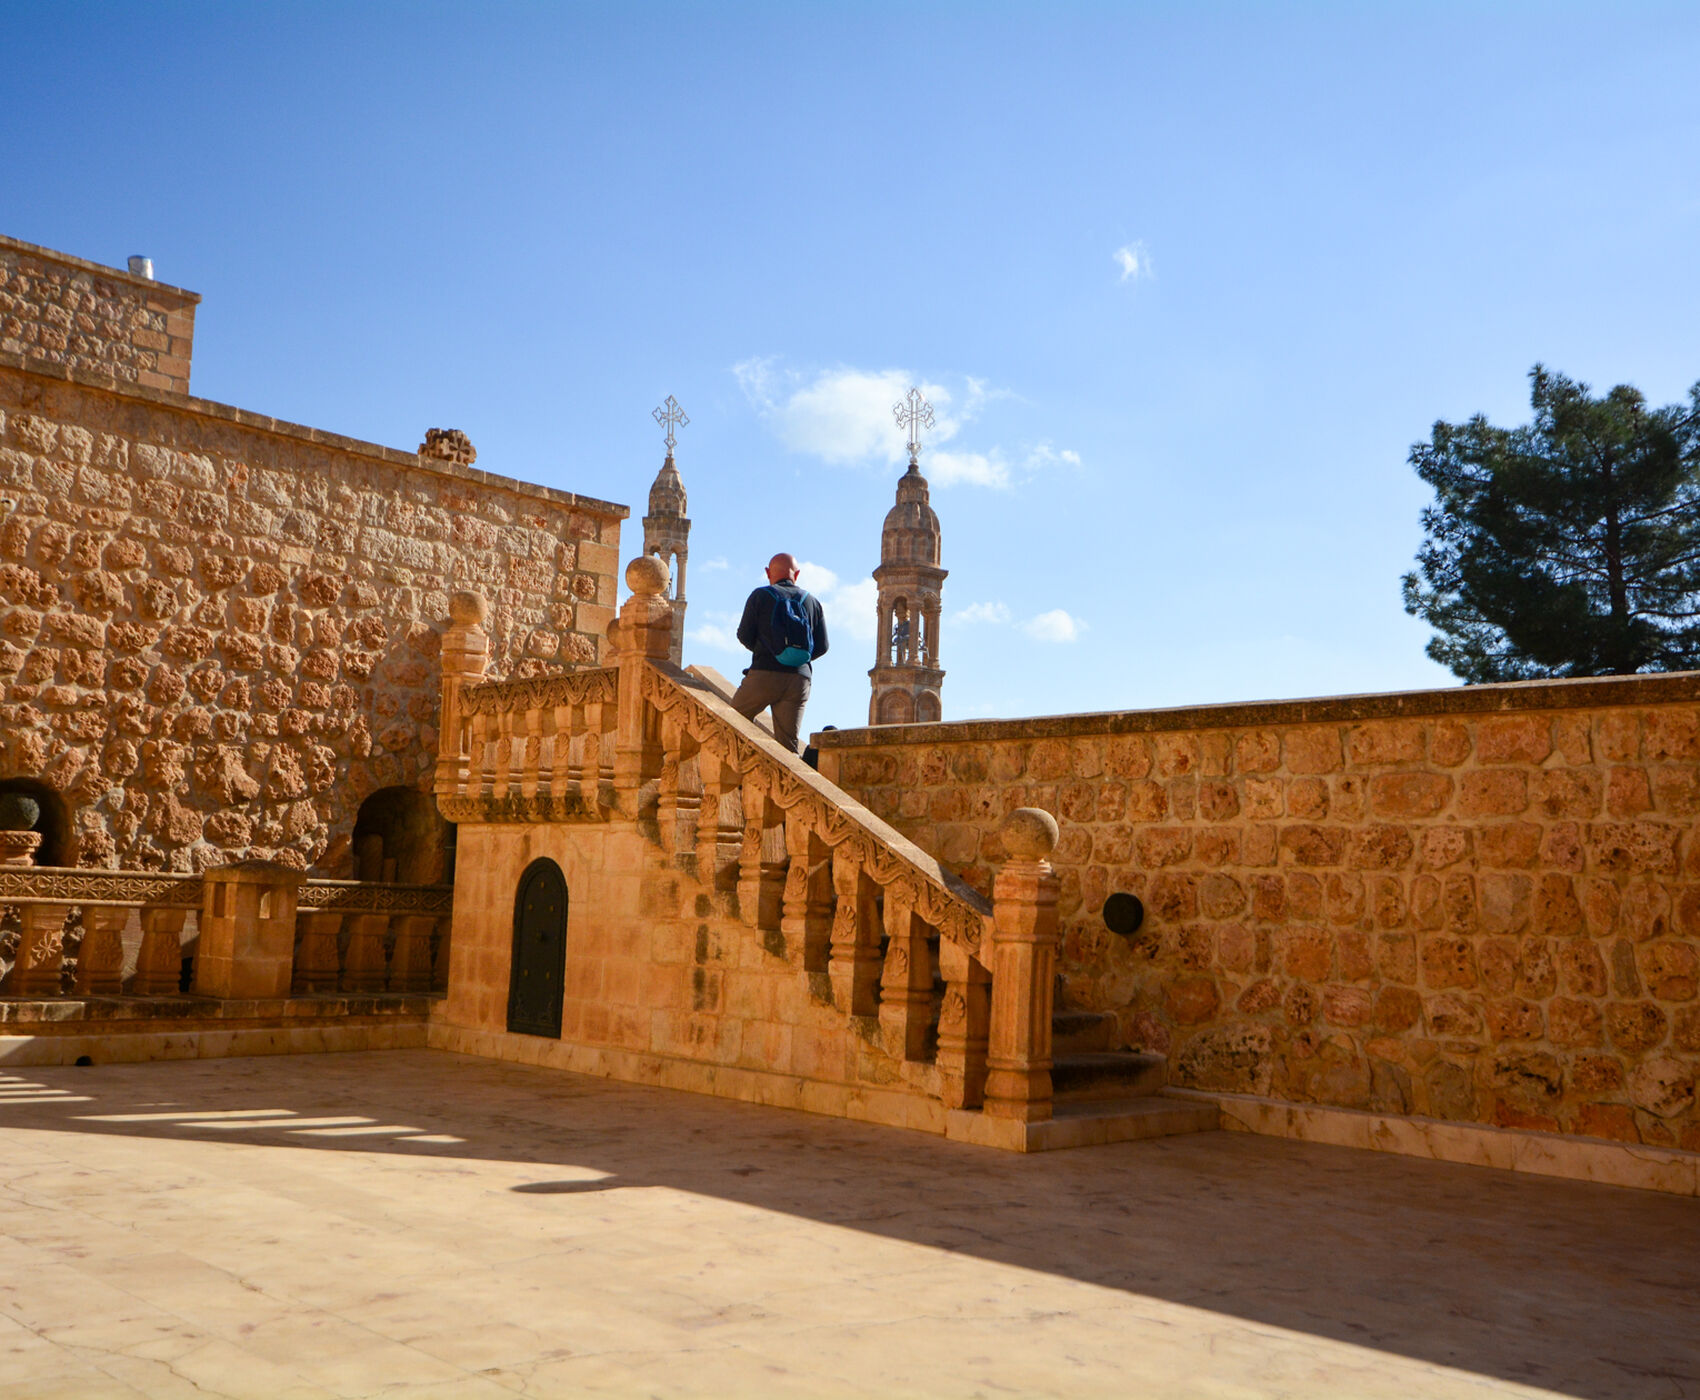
[{"x1": 760, "y1": 585, "x2": 815, "y2": 668}]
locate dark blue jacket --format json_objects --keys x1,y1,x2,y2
[{"x1": 737, "y1": 580, "x2": 829, "y2": 678}]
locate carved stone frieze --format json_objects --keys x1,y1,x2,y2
[
  {"x1": 0, "y1": 866, "x2": 203, "y2": 909},
  {"x1": 460, "y1": 668, "x2": 617, "y2": 717},
  {"x1": 438, "y1": 792, "x2": 606, "y2": 826},
  {"x1": 298, "y1": 880, "x2": 454, "y2": 916}
]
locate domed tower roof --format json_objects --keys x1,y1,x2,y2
[
  {"x1": 881, "y1": 464, "x2": 940, "y2": 566},
  {"x1": 648, "y1": 455, "x2": 687, "y2": 518}
]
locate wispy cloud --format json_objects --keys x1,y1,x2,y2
[
  {"x1": 688, "y1": 621, "x2": 743, "y2": 654},
  {"x1": 953, "y1": 601, "x2": 1012, "y2": 624},
  {"x1": 732, "y1": 359, "x2": 1066, "y2": 490},
  {"x1": 1023, "y1": 609, "x2": 1087, "y2": 643},
  {"x1": 698, "y1": 556, "x2": 730, "y2": 573},
  {"x1": 797, "y1": 561, "x2": 878, "y2": 643},
  {"x1": 1025, "y1": 443, "x2": 1082, "y2": 471},
  {"x1": 1113, "y1": 242, "x2": 1151, "y2": 282}
]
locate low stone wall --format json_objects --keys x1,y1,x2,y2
[
  {"x1": 1, "y1": 236, "x2": 199, "y2": 395},
  {"x1": 0, "y1": 354, "x2": 626, "y2": 874},
  {"x1": 817, "y1": 674, "x2": 1700, "y2": 1152}
]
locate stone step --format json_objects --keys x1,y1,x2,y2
[
  {"x1": 1052, "y1": 1009, "x2": 1121, "y2": 1055},
  {"x1": 1052, "y1": 1050, "x2": 1166, "y2": 1101}
]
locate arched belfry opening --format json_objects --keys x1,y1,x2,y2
[
  {"x1": 869, "y1": 388, "x2": 946, "y2": 726},
  {"x1": 508, "y1": 858, "x2": 568, "y2": 1038},
  {"x1": 351, "y1": 786, "x2": 453, "y2": 884},
  {"x1": 0, "y1": 777, "x2": 73, "y2": 866}
]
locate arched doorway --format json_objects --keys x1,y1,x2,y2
[
  {"x1": 0, "y1": 778, "x2": 72, "y2": 866},
  {"x1": 507, "y1": 858, "x2": 568, "y2": 1038},
  {"x1": 351, "y1": 786, "x2": 452, "y2": 884}
]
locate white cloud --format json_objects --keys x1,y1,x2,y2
[
  {"x1": 1113, "y1": 242, "x2": 1151, "y2": 282},
  {"x1": 1024, "y1": 443, "x2": 1082, "y2": 470},
  {"x1": 928, "y1": 449, "x2": 1011, "y2": 490},
  {"x1": 953, "y1": 601, "x2": 1012, "y2": 625},
  {"x1": 1023, "y1": 609, "x2": 1087, "y2": 643},
  {"x1": 688, "y1": 622, "x2": 743, "y2": 654},
  {"x1": 797, "y1": 561, "x2": 878, "y2": 643},
  {"x1": 699, "y1": 556, "x2": 730, "y2": 573}
]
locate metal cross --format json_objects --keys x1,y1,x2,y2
[
  {"x1": 652, "y1": 395, "x2": 689, "y2": 455},
  {"x1": 893, "y1": 387, "x2": 934, "y2": 466}
]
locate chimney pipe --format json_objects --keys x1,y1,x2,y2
[{"x1": 127, "y1": 256, "x2": 154, "y2": 280}]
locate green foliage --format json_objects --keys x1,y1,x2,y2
[{"x1": 1403, "y1": 366, "x2": 1700, "y2": 682}]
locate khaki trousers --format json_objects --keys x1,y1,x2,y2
[{"x1": 729, "y1": 669, "x2": 811, "y2": 755}]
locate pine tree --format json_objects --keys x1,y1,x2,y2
[{"x1": 1403, "y1": 366, "x2": 1700, "y2": 682}]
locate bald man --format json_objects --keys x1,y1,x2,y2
[{"x1": 731, "y1": 553, "x2": 829, "y2": 754}]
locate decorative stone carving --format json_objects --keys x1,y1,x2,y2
[{"x1": 418, "y1": 428, "x2": 477, "y2": 465}]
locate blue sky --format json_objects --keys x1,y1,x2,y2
[{"x1": 7, "y1": 3, "x2": 1699, "y2": 732}]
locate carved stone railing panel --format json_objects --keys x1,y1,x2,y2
[
  {"x1": 0, "y1": 866, "x2": 204, "y2": 909},
  {"x1": 458, "y1": 668, "x2": 617, "y2": 716},
  {"x1": 297, "y1": 880, "x2": 454, "y2": 916}
]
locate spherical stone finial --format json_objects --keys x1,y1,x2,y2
[
  {"x1": 626, "y1": 554, "x2": 670, "y2": 597},
  {"x1": 448, "y1": 591, "x2": 488, "y2": 627},
  {"x1": 1000, "y1": 807, "x2": 1059, "y2": 861}
]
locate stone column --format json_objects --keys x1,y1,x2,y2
[
  {"x1": 73, "y1": 907, "x2": 127, "y2": 995},
  {"x1": 938, "y1": 939, "x2": 991, "y2": 1109},
  {"x1": 132, "y1": 908, "x2": 188, "y2": 995},
  {"x1": 388, "y1": 913, "x2": 437, "y2": 993},
  {"x1": 435, "y1": 591, "x2": 490, "y2": 802},
  {"x1": 613, "y1": 555, "x2": 673, "y2": 809},
  {"x1": 194, "y1": 861, "x2": 302, "y2": 1000},
  {"x1": 4, "y1": 905, "x2": 67, "y2": 995},
  {"x1": 982, "y1": 808, "x2": 1061, "y2": 1123},
  {"x1": 292, "y1": 911, "x2": 343, "y2": 993}
]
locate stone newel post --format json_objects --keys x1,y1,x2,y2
[
  {"x1": 613, "y1": 555, "x2": 673, "y2": 808},
  {"x1": 982, "y1": 807, "x2": 1061, "y2": 1123},
  {"x1": 435, "y1": 591, "x2": 491, "y2": 801},
  {"x1": 193, "y1": 861, "x2": 303, "y2": 1000}
]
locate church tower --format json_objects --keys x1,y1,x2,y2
[
  {"x1": 869, "y1": 389, "x2": 946, "y2": 724},
  {"x1": 643, "y1": 396, "x2": 690, "y2": 666}
]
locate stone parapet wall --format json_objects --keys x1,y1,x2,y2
[
  {"x1": 0, "y1": 356, "x2": 626, "y2": 874},
  {"x1": 817, "y1": 675, "x2": 1700, "y2": 1152},
  {"x1": 1, "y1": 236, "x2": 199, "y2": 395}
]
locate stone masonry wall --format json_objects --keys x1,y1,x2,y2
[
  {"x1": 0, "y1": 356, "x2": 625, "y2": 875},
  {"x1": 1, "y1": 236, "x2": 199, "y2": 396},
  {"x1": 818, "y1": 676, "x2": 1700, "y2": 1152}
]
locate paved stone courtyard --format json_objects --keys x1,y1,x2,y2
[{"x1": 0, "y1": 1050, "x2": 1694, "y2": 1399}]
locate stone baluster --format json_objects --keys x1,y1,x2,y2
[
  {"x1": 469, "y1": 710, "x2": 493, "y2": 795},
  {"x1": 194, "y1": 862, "x2": 302, "y2": 1000},
  {"x1": 73, "y1": 907, "x2": 127, "y2": 995},
  {"x1": 937, "y1": 940, "x2": 991, "y2": 1109},
  {"x1": 591, "y1": 699, "x2": 614, "y2": 794},
  {"x1": 388, "y1": 913, "x2": 436, "y2": 993},
  {"x1": 613, "y1": 555, "x2": 673, "y2": 810},
  {"x1": 131, "y1": 908, "x2": 188, "y2": 995},
  {"x1": 521, "y1": 705, "x2": 544, "y2": 796},
  {"x1": 563, "y1": 700, "x2": 586, "y2": 796},
  {"x1": 781, "y1": 813, "x2": 833, "y2": 975},
  {"x1": 3, "y1": 905, "x2": 66, "y2": 995},
  {"x1": 547, "y1": 701, "x2": 571, "y2": 800},
  {"x1": 436, "y1": 591, "x2": 489, "y2": 802},
  {"x1": 828, "y1": 846, "x2": 881, "y2": 1016},
  {"x1": 492, "y1": 708, "x2": 516, "y2": 799},
  {"x1": 657, "y1": 712, "x2": 687, "y2": 855},
  {"x1": 696, "y1": 753, "x2": 740, "y2": 893},
  {"x1": 292, "y1": 911, "x2": 343, "y2": 993},
  {"x1": 341, "y1": 913, "x2": 390, "y2": 993},
  {"x1": 878, "y1": 886, "x2": 933, "y2": 1060},
  {"x1": 737, "y1": 781, "x2": 786, "y2": 932},
  {"x1": 982, "y1": 809, "x2": 1061, "y2": 1123}
]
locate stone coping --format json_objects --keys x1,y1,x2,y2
[
  {"x1": 813, "y1": 669, "x2": 1700, "y2": 748},
  {"x1": 0, "y1": 232, "x2": 202, "y2": 305},
  {"x1": 0, "y1": 350, "x2": 629, "y2": 521},
  {"x1": 0, "y1": 993, "x2": 438, "y2": 1028}
]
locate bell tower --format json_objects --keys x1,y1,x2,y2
[
  {"x1": 869, "y1": 388, "x2": 946, "y2": 724},
  {"x1": 643, "y1": 395, "x2": 690, "y2": 666}
]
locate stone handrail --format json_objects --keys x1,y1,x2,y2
[{"x1": 0, "y1": 867, "x2": 452, "y2": 1001}]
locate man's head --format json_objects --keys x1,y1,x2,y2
[{"x1": 765, "y1": 552, "x2": 800, "y2": 584}]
